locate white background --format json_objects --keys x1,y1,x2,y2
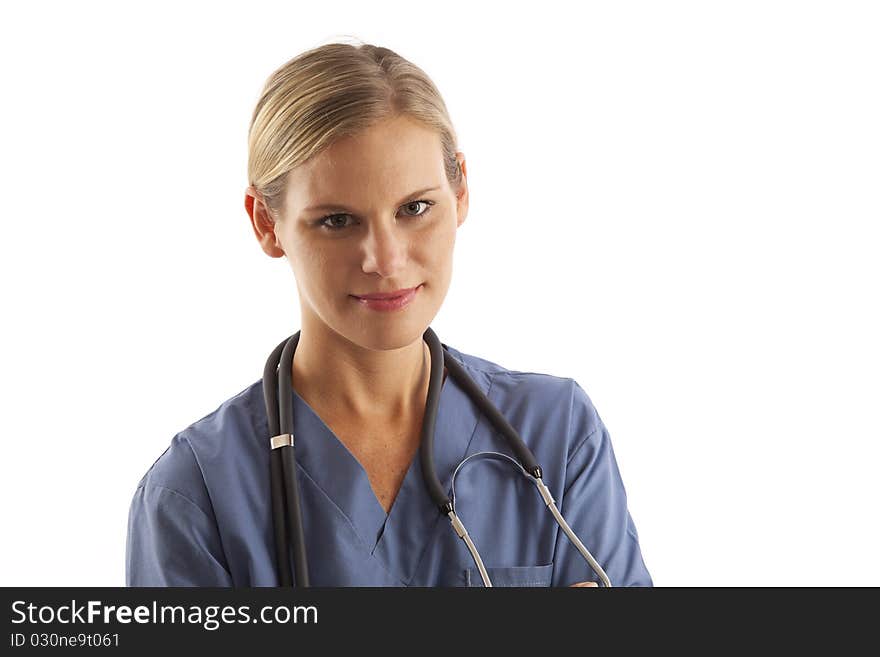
[{"x1": 1, "y1": 1, "x2": 878, "y2": 586}]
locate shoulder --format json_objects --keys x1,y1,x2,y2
[
  {"x1": 443, "y1": 342, "x2": 603, "y2": 457},
  {"x1": 133, "y1": 381, "x2": 263, "y2": 515}
]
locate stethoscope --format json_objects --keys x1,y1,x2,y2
[{"x1": 263, "y1": 327, "x2": 612, "y2": 587}]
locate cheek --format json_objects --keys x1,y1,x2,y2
[
  {"x1": 421, "y1": 216, "x2": 457, "y2": 256},
  {"x1": 288, "y1": 243, "x2": 338, "y2": 296},
  {"x1": 418, "y1": 228, "x2": 456, "y2": 288}
]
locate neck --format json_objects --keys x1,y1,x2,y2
[{"x1": 290, "y1": 319, "x2": 439, "y2": 425}]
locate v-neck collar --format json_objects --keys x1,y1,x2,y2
[{"x1": 280, "y1": 343, "x2": 491, "y2": 584}]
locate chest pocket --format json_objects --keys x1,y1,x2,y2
[{"x1": 465, "y1": 563, "x2": 554, "y2": 587}]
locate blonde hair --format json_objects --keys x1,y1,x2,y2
[{"x1": 247, "y1": 39, "x2": 463, "y2": 221}]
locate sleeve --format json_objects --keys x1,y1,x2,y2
[
  {"x1": 125, "y1": 483, "x2": 233, "y2": 587},
  {"x1": 551, "y1": 381, "x2": 653, "y2": 587}
]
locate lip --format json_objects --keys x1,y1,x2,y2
[
  {"x1": 351, "y1": 284, "x2": 422, "y2": 311},
  {"x1": 353, "y1": 286, "x2": 420, "y2": 300}
]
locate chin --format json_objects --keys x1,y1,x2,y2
[{"x1": 348, "y1": 317, "x2": 433, "y2": 352}]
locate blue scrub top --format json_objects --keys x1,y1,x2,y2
[{"x1": 126, "y1": 343, "x2": 653, "y2": 587}]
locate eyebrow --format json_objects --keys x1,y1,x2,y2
[{"x1": 303, "y1": 186, "x2": 442, "y2": 214}]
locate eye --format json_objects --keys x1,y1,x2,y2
[
  {"x1": 316, "y1": 199, "x2": 436, "y2": 232},
  {"x1": 319, "y1": 214, "x2": 352, "y2": 231},
  {"x1": 401, "y1": 200, "x2": 434, "y2": 217}
]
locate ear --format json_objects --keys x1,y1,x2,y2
[
  {"x1": 455, "y1": 154, "x2": 469, "y2": 228},
  {"x1": 245, "y1": 186, "x2": 285, "y2": 258}
]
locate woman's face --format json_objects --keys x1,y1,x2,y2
[{"x1": 252, "y1": 114, "x2": 468, "y2": 351}]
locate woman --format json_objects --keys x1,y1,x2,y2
[{"x1": 125, "y1": 41, "x2": 653, "y2": 587}]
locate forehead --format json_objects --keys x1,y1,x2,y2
[{"x1": 285, "y1": 116, "x2": 446, "y2": 210}]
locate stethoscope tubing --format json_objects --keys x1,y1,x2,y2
[
  {"x1": 263, "y1": 332, "x2": 309, "y2": 586},
  {"x1": 264, "y1": 327, "x2": 612, "y2": 587}
]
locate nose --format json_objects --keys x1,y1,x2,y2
[{"x1": 360, "y1": 220, "x2": 409, "y2": 278}]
